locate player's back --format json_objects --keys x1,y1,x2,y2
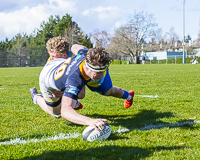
[
  {"x1": 39, "y1": 53, "x2": 86, "y2": 92},
  {"x1": 39, "y1": 58, "x2": 67, "y2": 90}
]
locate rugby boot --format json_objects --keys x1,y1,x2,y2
[{"x1": 124, "y1": 90, "x2": 135, "y2": 108}]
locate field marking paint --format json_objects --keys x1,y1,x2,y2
[
  {"x1": 1, "y1": 121, "x2": 199, "y2": 146},
  {"x1": 142, "y1": 73, "x2": 154, "y2": 75},
  {"x1": 0, "y1": 132, "x2": 80, "y2": 146},
  {"x1": 110, "y1": 72, "x2": 154, "y2": 75},
  {"x1": 136, "y1": 94, "x2": 159, "y2": 98},
  {"x1": 113, "y1": 121, "x2": 200, "y2": 134}
]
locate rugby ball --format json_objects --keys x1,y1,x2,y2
[{"x1": 82, "y1": 123, "x2": 111, "y2": 142}]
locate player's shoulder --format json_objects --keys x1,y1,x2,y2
[{"x1": 45, "y1": 58, "x2": 66, "y2": 67}]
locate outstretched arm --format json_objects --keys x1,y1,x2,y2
[{"x1": 60, "y1": 96, "x2": 107, "y2": 130}]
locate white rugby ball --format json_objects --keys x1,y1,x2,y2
[{"x1": 82, "y1": 123, "x2": 111, "y2": 142}]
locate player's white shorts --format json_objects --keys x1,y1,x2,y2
[
  {"x1": 39, "y1": 81, "x2": 61, "y2": 107},
  {"x1": 39, "y1": 59, "x2": 65, "y2": 107}
]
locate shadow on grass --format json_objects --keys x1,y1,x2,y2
[
  {"x1": 83, "y1": 109, "x2": 197, "y2": 131},
  {"x1": 19, "y1": 145, "x2": 184, "y2": 160}
]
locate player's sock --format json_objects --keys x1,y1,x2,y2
[{"x1": 121, "y1": 90, "x2": 130, "y2": 99}]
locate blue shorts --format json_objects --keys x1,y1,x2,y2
[{"x1": 86, "y1": 70, "x2": 112, "y2": 95}]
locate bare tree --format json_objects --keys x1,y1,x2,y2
[
  {"x1": 89, "y1": 30, "x2": 111, "y2": 48},
  {"x1": 162, "y1": 26, "x2": 179, "y2": 51},
  {"x1": 108, "y1": 11, "x2": 161, "y2": 64}
]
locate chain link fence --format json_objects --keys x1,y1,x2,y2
[
  {"x1": 0, "y1": 47, "x2": 49, "y2": 67},
  {"x1": 1, "y1": 48, "x2": 198, "y2": 67}
]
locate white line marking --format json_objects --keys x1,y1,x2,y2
[
  {"x1": 136, "y1": 94, "x2": 159, "y2": 98},
  {"x1": 1, "y1": 121, "x2": 199, "y2": 146},
  {"x1": 113, "y1": 121, "x2": 200, "y2": 134},
  {"x1": 0, "y1": 132, "x2": 80, "y2": 146},
  {"x1": 110, "y1": 72, "x2": 154, "y2": 75}
]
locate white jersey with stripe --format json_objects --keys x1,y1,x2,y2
[
  {"x1": 39, "y1": 50, "x2": 88, "y2": 101},
  {"x1": 39, "y1": 58, "x2": 67, "y2": 91}
]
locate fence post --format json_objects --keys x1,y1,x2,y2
[{"x1": 183, "y1": 53, "x2": 185, "y2": 64}]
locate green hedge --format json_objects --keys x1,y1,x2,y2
[
  {"x1": 111, "y1": 60, "x2": 133, "y2": 64},
  {"x1": 145, "y1": 57, "x2": 198, "y2": 64},
  {"x1": 111, "y1": 57, "x2": 198, "y2": 64}
]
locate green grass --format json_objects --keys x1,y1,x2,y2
[{"x1": 0, "y1": 64, "x2": 200, "y2": 160}]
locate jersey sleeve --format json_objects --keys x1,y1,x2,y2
[
  {"x1": 77, "y1": 49, "x2": 88, "y2": 56},
  {"x1": 63, "y1": 75, "x2": 84, "y2": 100}
]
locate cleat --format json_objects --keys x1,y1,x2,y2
[
  {"x1": 30, "y1": 87, "x2": 42, "y2": 105},
  {"x1": 74, "y1": 102, "x2": 83, "y2": 110},
  {"x1": 124, "y1": 90, "x2": 135, "y2": 108}
]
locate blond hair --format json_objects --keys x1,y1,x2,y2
[{"x1": 46, "y1": 36, "x2": 69, "y2": 55}]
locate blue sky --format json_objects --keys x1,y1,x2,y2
[{"x1": 0, "y1": 0, "x2": 199, "y2": 42}]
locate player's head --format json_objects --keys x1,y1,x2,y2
[
  {"x1": 46, "y1": 36, "x2": 69, "y2": 60},
  {"x1": 85, "y1": 47, "x2": 112, "y2": 81}
]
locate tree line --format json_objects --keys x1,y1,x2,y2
[
  {"x1": 0, "y1": 14, "x2": 93, "y2": 67},
  {"x1": 0, "y1": 11, "x2": 200, "y2": 66},
  {"x1": 0, "y1": 14, "x2": 93, "y2": 50}
]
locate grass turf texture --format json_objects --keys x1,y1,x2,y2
[{"x1": 0, "y1": 64, "x2": 200, "y2": 160}]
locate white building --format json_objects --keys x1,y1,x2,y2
[{"x1": 143, "y1": 51, "x2": 184, "y2": 60}]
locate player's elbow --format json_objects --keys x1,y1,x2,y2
[{"x1": 60, "y1": 105, "x2": 74, "y2": 119}]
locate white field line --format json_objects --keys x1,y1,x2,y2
[
  {"x1": 0, "y1": 132, "x2": 80, "y2": 146},
  {"x1": 113, "y1": 121, "x2": 200, "y2": 134},
  {"x1": 110, "y1": 72, "x2": 154, "y2": 75},
  {"x1": 136, "y1": 94, "x2": 159, "y2": 98},
  {"x1": 1, "y1": 121, "x2": 199, "y2": 146}
]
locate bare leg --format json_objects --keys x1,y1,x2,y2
[
  {"x1": 78, "y1": 86, "x2": 85, "y2": 99},
  {"x1": 104, "y1": 86, "x2": 124, "y2": 98},
  {"x1": 36, "y1": 96, "x2": 61, "y2": 117}
]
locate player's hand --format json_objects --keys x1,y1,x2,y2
[
  {"x1": 51, "y1": 89, "x2": 64, "y2": 98},
  {"x1": 89, "y1": 118, "x2": 107, "y2": 131}
]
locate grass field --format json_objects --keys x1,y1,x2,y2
[{"x1": 0, "y1": 64, "x2": 200, "y2": 160}]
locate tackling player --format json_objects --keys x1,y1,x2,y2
[
  {"x1": 30, "y1": 36, "x2": 84, "y2": 118},
  {"x1": 30, "y1": 44, "x2": 134, "y2": 130}
]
